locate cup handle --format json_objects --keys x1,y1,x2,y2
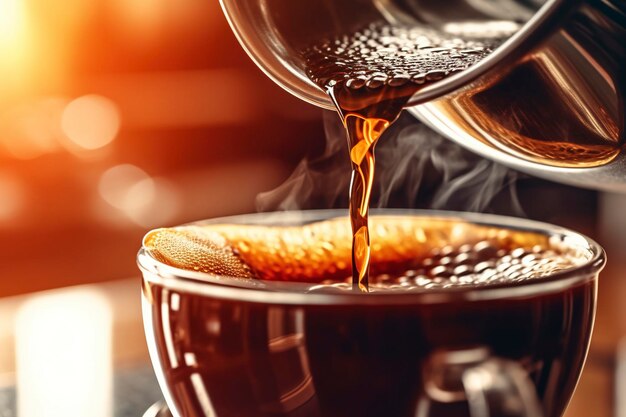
[{"x1": 421, "y1": 347, "x2": 543, "y2": 417}]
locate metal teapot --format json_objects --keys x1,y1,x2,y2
[{"x1": 219, "y1": 0, "x2": 625, "y2": 191}]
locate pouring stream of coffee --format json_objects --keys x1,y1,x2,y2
[{"x1": 300, "y1": 23, "x2": 508, "y2": 291}]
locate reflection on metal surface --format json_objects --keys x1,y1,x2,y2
[
  {"x1": 142, "y1": 279, "x2": 322, "y2": 417},
  {"x1": 160, "y1": 289, "x2": 179, "y2": 370},
  {"x1": 189, "y1": 373, "x2": 217, "y2": 417},
  {"x1": 431, "y1": 34, "x2": 621, "y2": 167},
  {"x1": 15, "y1": 289, "x2": 113, "y2": 417},
  {"x1": 265, "y1": 308, "x2": 315, "y2": 413},
  {"x1": 422, "y1": 347, "x2": 543, "y2": 417},
  {"x1": 419, "y1": 26, "x2": 622, "y2": 168},
  {"x1": 408, "y1": 0, "x2": 625, "y2": 184},
  {"x1": 143, "y1": 402, "x2": 173, "y2": 417},
  {"x1": 410, "y1": 13, "x2": 625, "y2": 189}
]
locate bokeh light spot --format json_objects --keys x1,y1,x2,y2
[
  {"x1": 97, "y1": 164, "x2": 180, "y2": 227},
  {"x1": 0, "y1": 172, "x2": 25, "y2": 222},
  {"x1": 98, "y1": 164, "x2": 150, "y2": 209},
  {"x1": 61, "y1": 95, "x2": 120, "y2": 150},
  {"x1": 0, "y1": 98, "x2": 68, "y2": 160}
]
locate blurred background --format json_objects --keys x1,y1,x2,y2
[
  {"x1": 0, "y1": 0, "x2": 326, "y2": 296},
  {"x1": 0, "y1": 0, "x2": 624, "y2": 416}
]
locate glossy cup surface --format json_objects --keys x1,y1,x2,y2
[{"x1": 139, "y1": 210, "x2": 604, "y2": 417}]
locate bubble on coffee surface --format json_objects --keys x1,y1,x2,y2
[
  {"x1": 143, "y1": 227, "x2": 254, "y2": 278},
  {"x1": 144, "y1": 216, "x2": 586, "y2": 290},
  {"x1": 301, "y1": 22, "x2": 509, "y2": 98},
  {"x1": 314, "y1": 242, "x2": 582, "y2": 293}
]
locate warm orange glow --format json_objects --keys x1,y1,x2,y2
[
  {"x1": 0, "y1": 171, "x2": 25, "y2": 222},
  {"x1": 0, "y1": 0, "x2": 31, "y2": 92},
  {"x1": 0, "y1": 0, "x2": 26, "y2": 43},
  {"x1": 0, "y1": 98, "x2": 67, "y2": 160},
  {"x1": 112, "y1": 0, "x2": 165, "y2": 36},
  {"x1": 61, "y1": 95, "x2": 121, "y2": 151},
  {"x1": 0, "y1": 95, "x2": 120, "y2": 159}
]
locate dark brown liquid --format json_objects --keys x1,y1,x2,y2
[
  {"x1": 142, "y1": 217, "x2": 595, "y2": 417},
  {"x1": 144, "y1": 281, "x2": 594, "y2": 417},
  {"x1": 300, "y1": 23, "x2": 506, "y2": 291}
]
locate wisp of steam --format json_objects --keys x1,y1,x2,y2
[{"x1": 257, "y1": 111, "x2": 524, "y2": 215}]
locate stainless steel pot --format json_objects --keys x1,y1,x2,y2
[{"x1": 220, "y1": 0, "x2": 625, "y2": 190}]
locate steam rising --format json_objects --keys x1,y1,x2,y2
[{"x1": 257, "y1": 111, "x2": 524, "y2": 215}]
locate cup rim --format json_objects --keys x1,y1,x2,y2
[{"x1": 137, "y1": 209, "x2": 605, "y2": 305}]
